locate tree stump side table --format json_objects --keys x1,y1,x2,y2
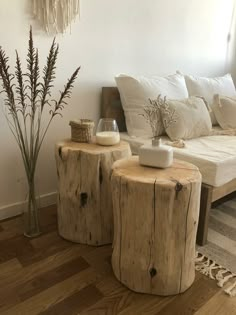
[
  {"x1": 111, "y1": 156, "x2": 202, "y2": 296},
  {"x1": 55, "y1": 140, "x2": 131, "y2": 245}
]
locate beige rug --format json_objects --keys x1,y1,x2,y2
[{"x1": 196, "y1": 196, "x2": 236, "y2": 297}]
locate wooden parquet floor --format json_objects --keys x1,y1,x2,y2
[{"x1": 0, "y1": 205, "x2": 235, "y2": 315}]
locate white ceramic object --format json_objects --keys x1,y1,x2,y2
[
  {"x1": 139, "y1": 138, "x2": 173, "y2": 168},
  {"x1": 96, "y1": 131, "x2": 120, "y2": 145}
]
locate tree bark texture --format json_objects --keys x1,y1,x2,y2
[
  {"x1": 55, "y1": 140, "x2": 131, "y2": 245},
  {"x1": 111, "y1": 156, "x2": 201, "y2": 295}
]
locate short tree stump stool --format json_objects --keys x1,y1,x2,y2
[
  {"x1": 111, "y1": 156, "x2": 202, "y2": 296},
  {"x1": 55, "y1": 140, "x2": 131, "y2": 245}
]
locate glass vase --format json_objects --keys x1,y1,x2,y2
[
  {"x1": 24, "y1": 178, "x2": 41, "y2": 238},
  {"x1": 96, "y1": 118, "x2": 120, "y2": 146}
]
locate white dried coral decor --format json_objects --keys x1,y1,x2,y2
[{"x1": 33, "y1": 0, "x2": 80, "y2": 34}]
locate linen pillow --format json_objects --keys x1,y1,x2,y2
[
  {"x1": 159, "y1": 96, "x2": 212, "y2": 141},
  {"x1": 212, "y1": 95, "x2": 236, "y2": 129},
  {"x1": 184, "y1": 74, "x2": 236, "y2": 125},
  {"x1": 115, "y1": 73, "x2": 189, "y2": 137}
]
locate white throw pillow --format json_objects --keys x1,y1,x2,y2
[
  {"x1": 213, "y1": 95, "x2": 236, "y2": 129},
  {"x1": 159, "y1": 96, "x2": 212, "y2": 141},
  {"x1": 115, "y1": 73, "x2": 189, "y2": 137},
  {"x1": 184, "y1": 74, "x2": 236, "y2": 125}
]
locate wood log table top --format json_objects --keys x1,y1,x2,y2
[
  {"x1": 112, "y1": 156, "x2": 201, "y2": 185},
  {"x1": 56, "y1": 139, "x2": 130, "y2": 155}
]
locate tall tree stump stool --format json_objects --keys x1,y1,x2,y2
[
  {"x1": 55, "y1": 140, "x2": 131, "y2": 245},
  {"x1": 111, "y1": 156, "x2": 201, "y2": 296}
]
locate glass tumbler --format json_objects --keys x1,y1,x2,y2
[{"x1": 96, "y1": 118, "x2": 120, "y2": 145}]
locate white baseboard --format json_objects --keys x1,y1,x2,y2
[{"x1": 0, "y1": 191, "x2": 57, "y2": 221}]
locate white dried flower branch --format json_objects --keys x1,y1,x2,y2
[
  {"x1": 140, "y1": 94, "x2": 164, "y2": 138},
  {"x1": 161, "y1": 100, "x2": 178, "y2": 129},
  {"x1": 140, "y1": 95, "x2": 178, "y2": 138}
]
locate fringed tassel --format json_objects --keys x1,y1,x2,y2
[
  {"x1": 195, "y1": 252, "x2": 236, "y2": 298},
  {"x1": 216, "y1": 272, "x2": 234, "y2": 287},
  {"x1": 224, "y1": 279, "x2": 236, "y2": 297},
  {"x1": 195, "y1": 258, "x2": 219, "y2": 279},
  {"x1": 33, "y1": 0, "x2": 80, "y2": 34}
]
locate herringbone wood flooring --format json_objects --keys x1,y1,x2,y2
[{"x1": 0, "y1": 205, "x2": 235, "y2": 315}]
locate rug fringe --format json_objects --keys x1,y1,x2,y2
[
  {"x1": 195, "y1": 252, "x2": 236, "y2": 297},
  {"x1": 224, "y1": 279, "x2": 236, "y2": 297}
]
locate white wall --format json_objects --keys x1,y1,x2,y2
[
  {"x1": 0, "y1": 0, "x2": 235, "y2": 218},
  {"x1": 228, "y1": 1, "x2": 236, "y2": 81}
]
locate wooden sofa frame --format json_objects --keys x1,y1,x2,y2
[{"x1": 101, "y1": 87, "x2": 236, "y2": 246}]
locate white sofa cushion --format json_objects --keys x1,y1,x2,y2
[
  {"x1": 115, "y1": 73, "x2": 189, "y2": 137},
  {"x1": 160, "y1": 96, "x2": 212, "y2": 141},
  {"x1": 213, "y1": 95, "x2": 236, "y2": 129},
  {"x1": 184, "y1": 73, "x2": 236, "y2": 125}
]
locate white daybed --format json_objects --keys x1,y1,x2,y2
[
  {"x1": 120, "y1": 131, "x2": 236, "y2": 188},
  {"x1": 101, "y1": 87, "x2": 236, "y2": 246}
]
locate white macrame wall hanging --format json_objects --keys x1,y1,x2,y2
[{"x1": 33, "y1": 0, "x2": 80, "y2": 34}]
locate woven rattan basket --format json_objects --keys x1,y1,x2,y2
[{"x1": 69, "y1": 119, "x2": 94, "y2": 143}]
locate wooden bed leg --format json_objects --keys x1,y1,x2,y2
[{"x1": 197, "y1": 184, "x2": 213, "y2": 246}]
